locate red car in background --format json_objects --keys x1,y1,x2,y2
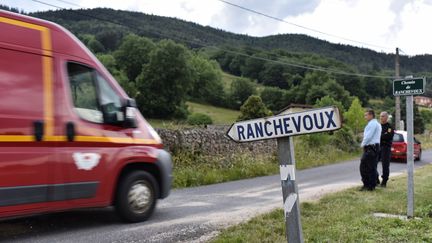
[{"x1": 391, "y1": 131, "x2": 422, "y2": 161}]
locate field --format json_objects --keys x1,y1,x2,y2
[
  {"x1": 187, "y1": 101, "x2": 240, "y2": 125},
  {"x1": 147, "y1": 101, "x2": 240, "y2": 128}
]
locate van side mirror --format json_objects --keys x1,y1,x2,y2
[
  {"x1": 123, "y1": 98, "x2": 137, "y2": 128},
  {"x1": 101, "y1": 102, "x2": 123, "y2": 125}
]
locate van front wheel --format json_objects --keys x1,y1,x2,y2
[{"x1": 115, "y1": 171, "x2": 158, "y2": 222}]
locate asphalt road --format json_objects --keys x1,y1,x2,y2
[{"x1": 1, "y1": 150, "x2": 432, "y2": 243}]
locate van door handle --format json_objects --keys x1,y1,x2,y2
[
  {"x1": 33, "y1": 121, "x2": 44, "y2": 142},
  {"x1": 66, "y1": 122, "x2": 75, "y2": 142}
]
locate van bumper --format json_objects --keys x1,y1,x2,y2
[{"x1": 155, "y1": 149, "x2": 173, "y2": 199}]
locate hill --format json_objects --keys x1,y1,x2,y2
[{"x1": 25, "y1": 7, "x2": 432, "y2": 76}]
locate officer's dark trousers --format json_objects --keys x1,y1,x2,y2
[
  {"x1": 360, "y1": 147, "x2": 378, "y2": 189},
  {"x1": 380, "y1": 145, "x2": 391, "y2": 183}
]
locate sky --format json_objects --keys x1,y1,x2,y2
[{"x1": 3, "y1": 0, "x2": 432, "y2": 55}]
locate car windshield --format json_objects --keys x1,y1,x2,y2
[{"x1": 393, "y1": 133, "x2": 404, "y2": 142}]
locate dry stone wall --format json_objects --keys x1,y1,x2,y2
[{"x1": 156, "y1": 125, "x2": 277, "y2": 156}]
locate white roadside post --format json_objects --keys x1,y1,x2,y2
[
  {"x1": 393, "y1": 77, "x2": 426, "y2": 218},
  {"x1": 227, "y1": 106, "x2": 342, "y2": 242},
  {"x1": 278, "y1": 136, "x2": 303, "y2": 242}
]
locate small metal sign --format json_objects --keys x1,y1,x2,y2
[{"x1": 393, "y1": 77, "x2": 425, "y2": 96}]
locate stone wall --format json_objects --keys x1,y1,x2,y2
[{"x1": 156, "y1": 125, "x2": 277, "y2": 156}]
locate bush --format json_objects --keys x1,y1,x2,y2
[
  {"x1": 187, "y1": 113, "x2": 213, "y2": 125},
  {"x1": 314, "y1": 95, "x2": 345, "y2": 114},
  {"x1": 238, "y1": 95, "x2": 271, "y2": 121},
  {"x1": 330, "y1": 126, "x2": 358, "y2": 152},
  {"x1": 228, "y1": 78, "x2": 256, "y2": 109},
  {"x1": 260, "y1": 86, "x2": 288, "y2": 112},
  {"x1": 300, "y1": 133, "x2": 331, "y2": 148}
]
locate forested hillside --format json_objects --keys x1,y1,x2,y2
[
  {"x1": 1, "y1": 6, "x2": 431, "y2": 130},
  {"x1": 27, "y1": 7, "x2": 432, "y2": 75}
]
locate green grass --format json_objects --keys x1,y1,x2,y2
[
  {"x1": 187, "y1": 101, "x2": 240, "y2": 125},
  {"x1": 147, "y1": 101, "x2": 240, "y2": 128},
  {"x1": 172, "y1": 137, "x2": 360, "y2": 188},
  {"x1": 173, "y1": 152, "x2": 278, "y2": 188},
  {"x1": 213, "y1": 165, "x2": 432, "y2": 242}
]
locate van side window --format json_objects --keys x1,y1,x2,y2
[{"x1": 67, "y1": 63, "x2": 103, "y2": 123}]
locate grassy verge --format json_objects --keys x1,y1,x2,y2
[
  {"x1": 172, "y1": 138, "x2": 360, "y2": 188},
  {"x1": 173, "y1": 152, "x2": 278, "y2": 188},
  {"x1": 187, "y1": 101, "x2": 240, "y2": 125},
  {"x1": 416, "y1": 133, "x2": 432, "y2": 149},
  {"x1": 213, "y1": 165, "x2": 432, "y2": 242}
]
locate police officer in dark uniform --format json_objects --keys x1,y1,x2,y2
[{"x1": 378, "y1": 111, "x2": 394, "y2": 187}]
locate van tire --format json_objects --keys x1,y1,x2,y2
[{"x1": 115, "y1": 171, "x2": 158, "y2": 223}]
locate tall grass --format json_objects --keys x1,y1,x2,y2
[{"x1": 172, "y1": 136, "x2": 360, "y2": 188}]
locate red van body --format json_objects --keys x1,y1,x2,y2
[{"x1": 0, "y1": 10, "x2": 172, "y2": 222}]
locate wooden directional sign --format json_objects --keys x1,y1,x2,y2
[
  {"x1": 393, "y1": 77, "x2": 425, "y2": 96},
  {"x1": 226, "y1": 106, "x2": 342, "y2": 142}
]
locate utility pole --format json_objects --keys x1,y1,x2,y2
[{"x1": 395, "y1": 47, "x2": 401, "y2": 130}]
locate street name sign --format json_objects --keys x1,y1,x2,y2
[
  {"x1": 393, "y1": 77, "x2": 425, "y2": 96},
  {"x1": 392, "y1": 76, "x2": 427, "y2": 219},
  {"x1": 226, "y1": 106, "x2": 342, "y2": 142},
  {"x1": 226, "y1": 106, "x2": 342, "y2": 243}
]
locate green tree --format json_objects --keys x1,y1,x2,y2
[
  {"x1": 79, "y1": 34, "x2": 105, "y2": 53},
  {"x1": 344, "y1": 97, "x2": 366, "y2": 134},
  {"x1": 260, "y1": 63, "x2": 289, "y2": 89},
  {"x1": 96, "y1": 54, "x2": 136, "y2": 97},
  {"x1": 305, "y1": 78, "x2": 351, "y2": 109},
  {"x1": 95, "y1": 29, "x2": 124, "y2": 51},
  {"x1": 364, "y1": 77, "x2": 388, "y2": 98},
  {"x1": 260, "y1": 86, "x2": 288, "y2": 112},
  {"x1": 400, "y1": 104, "x2": 425, "y2": 134},
  {"x1": 238, "y1": 95, "x2": 272, "y2": 121},
  {"x1": 228, "y1": 78, "x2": 256, "y2": 109},
  {"x1": 293, "y1": 71, "x2": 329, "y2": 104},
  {"x1": 114, "y1": 34, "x2": 155, "y2": 81},
  {"x1": 414, "y1": 105, "x2": 425, "y2": 134},
  {"x1": 135, "y1": 40, "x2": 192, "y2": 119},
  {"x1": 314, "y1": 95, "x2": 345, "y2": 114},
  {"x1": 241, "y1": 54, "x2": 266, "y2": 81},
  {"x1": 420, "y1": 109, "x2": 432, "y2": 124},
  {"x1": 188, "y1": 55, "x2": 225, "y2": 106}
]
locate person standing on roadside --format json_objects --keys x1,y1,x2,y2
[
  {"x1": 360, "y1": 109, "x2": 382, "y2": 191},
  {"x1": 378, "y1": 111, "x2": 394, "y2": 187}
]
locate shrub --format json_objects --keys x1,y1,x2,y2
[
  {"x1": 187, "y1": 113, "x2": 213, "y2": 125},
  {"x1": 238, "y1": 95, "x2": 271, "y2": 121},
  {"x1": 260, "y1": 86, "x2": 288, "y2": 112},
  {"x1": 228, "y1": 78, "x2": 256, "y2": 109},
  {"x1": 330, "y1": 126, "x2": 358, "y2": 152}
]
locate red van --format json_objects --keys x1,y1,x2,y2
[{"x1": 0, "y1": 10, "x2": 172, "y2": 222}]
